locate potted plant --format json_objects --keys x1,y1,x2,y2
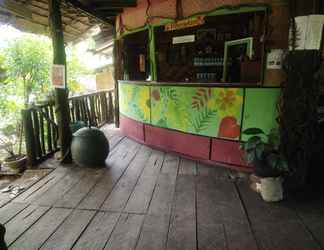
[
  {"x1": 0, "y1": 123, "x2": 26, "y2": 173},
  {"x1": 241, "y1": 127, "x2": 289, "y2": 202}
]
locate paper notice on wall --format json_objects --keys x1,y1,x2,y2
[
  {"x1": 290, "y1": 16, "x2": 308, "y2": 50},
  {"x1": 267, "y1": 49, "x2": 285, "y2": 69},
  {"x1": 172, "y1": 35, "x2": 195, "y2": 44},
  {"x1": 139, "y1": 54, "x2": 145, "y2": 73},
  {"x1": 290, "y1": 15, "x2": 324, "y2": 50},
  {"x1": 51, "y1": 64, "x2": 65, "y2": 88}
]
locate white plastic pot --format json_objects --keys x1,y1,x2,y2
[{"x1": 260, "y1": 177, "x2": 283, "y2": 202}]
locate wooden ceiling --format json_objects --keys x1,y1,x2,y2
[
  {"x1": 67, "y1": 0, "x2": 137, "y2": 24},
  {"x1": 0, "y1": 0, "x2": 137, "y2": 43}
]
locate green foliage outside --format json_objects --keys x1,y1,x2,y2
[
  {"x1": 0, "y1": 34, "x2": 91, "y2": 123},
  {"x1": 0, "y1": 33, "x2": 92, "y2": 160}
]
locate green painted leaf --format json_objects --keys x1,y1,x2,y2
[{"x1": 192, "y1": 107, "x2": 217, "y2": 133}]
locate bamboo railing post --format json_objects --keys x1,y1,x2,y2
[
  {"x1": 108, "y1": 91, "x2": 114, "y2": 123},
  {"x1": 49, "y1": 104, "x2": 58, "y2": 150},
  {"x1": 45, "y1": 106, "x2": 53, "y2": 153},
  {"x1": 21, "y1": 109, "x2": 37, "y2": 166},
  {"x1": 89, "y1": 95, "x2": 97, "y2": 126},
  {"x1": 32, "y1": 110, "x2": 42, "y2": 159},
  {"x1": 39, "y1": 109, "x2": 46, "y2": 156},
  {"x1": 69, "y1": 100, "x2": 75, "y2": 123},
  {"x1": 100, "y1": 92, "x2": 108, "y2": 124},
  {"x1": 74, "y1": 99, "x2": 80, "y2": 121},
  {"x1": 95, "y1": 95, "x2": 101, "y2": 124}
]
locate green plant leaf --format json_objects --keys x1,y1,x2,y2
[
  {"x1": 255, "y1": 144, "x2": 265, "y2": 160},
  {"x1": 246, "y1": 135, "x2": 262, "y2": 144},
  {"x1": 243, "y1": 128, "x2": 265, "y2": 135},
  {"x1": 266, "y1": 152, "x2": 280, "y2": 169},
  {"x1": 242, "y1": 136, "x2": 262, "y2": 151},
  {"x1": 267, "y1": 128, "x2": 280, "y2": 149},
  {"x1": 265, "y1": 152, "x2": 289, "y2": 173},
  {"x1": 245, "y1": 150, "x2": 256, "y2": 163},
  {"x1": 279, "y1": 159, "x2": 289, "y2": 172}
]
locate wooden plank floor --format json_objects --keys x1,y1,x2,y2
[{"x1": 0, "y1": 124, "x2": 323, "y2": 250}]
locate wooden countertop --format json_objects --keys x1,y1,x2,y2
[{"x1": 118, "y1": 80, "x2": 281, "y2": 88}]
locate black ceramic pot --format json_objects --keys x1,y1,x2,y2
[{"x1": 71, "y1": 127, "x2": 109, "y2": 167}]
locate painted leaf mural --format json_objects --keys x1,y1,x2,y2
[
  {"x1": 118, "y1": 83, "x2": 279, "y2": 141},
  {"x1": 151, "y1": 86, "x2": 243, "y2": 139},
  {"x1": 119, "y1": 83, "x2": 151, "y2": 122}
]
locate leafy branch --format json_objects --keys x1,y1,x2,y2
[
  {"x1": 192, "y1": 88, "x2": 212, "y2": 110},
  {"x1": 160, "y1": 88, "x2": 178, "y2": 103},
  {"x1": 189, "y1": 107, "x2": 217, "y2": 133}
]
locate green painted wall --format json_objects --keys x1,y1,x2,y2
[
  {"x1": 241, "y1": 88, "x2": 280, "y2": 141},
  {"x1": 151, "y1": 86, "x2": 243, "y2": 139},
  {"x1": 119, "y1": 83, "x2": 151, "y2": 123}
]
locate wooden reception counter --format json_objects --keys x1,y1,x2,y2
[{"x1": 118, "y1": 80, "x2": 280, "y2": 171}]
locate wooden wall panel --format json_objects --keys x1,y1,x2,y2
[
  {"x1": 211, "y1": 138, "x2": 251, "y2": 168},
  {"x1": 144, "y1": 124, "x2": 211, "y2": 160}
]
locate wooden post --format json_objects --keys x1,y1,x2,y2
[
  {"x1": 21, "y1": 109, "x2": 37, "y2": 166},
  {"x1": 113, "y1": 31, "x2": 120, "y2": 128},
  {"x1": 280, "y1": 0, "x2": 322, "y2": 189},
  {"x1": 49, "y1": 0, "x2": 72, "y2": 163}
]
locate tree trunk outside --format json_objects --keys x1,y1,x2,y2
[{"x1": 48, "y1": 0, "x2": 72, "y2": 163}]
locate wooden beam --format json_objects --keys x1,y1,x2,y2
[
  {"x1": 93, "y1": 5, "x2": 136, "y2": 10},
  {"x1": 0, "y1": 0, "x2": 32, "y2": 19},
  {"x1": 92, "y1": 0, "x2": 136, "y2": 6},
  {"x1": 66, "y1": 0, "x2": 114, "y2": 25},
  {"x1": 49, "y1": 0, "x2": 72, "y2": 163},
  {"x1": 96, "y1": 11, "x2": 120, "y2": 17},
  {"x1": 93, "y1": 7, "x2": 123, "y2": 12}
]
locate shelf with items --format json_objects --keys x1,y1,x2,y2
[
  {"x1": 196, "y1": 72, "x2": 221, "y2": 82},
  {"x1": 193, "y1": 57, "x2": 224, "y2": 66}
]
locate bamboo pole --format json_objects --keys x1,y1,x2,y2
[{"x1": 49, "y1": 0, "x2": 72, "y2": 163}]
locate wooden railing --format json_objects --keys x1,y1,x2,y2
[
  {"x1": 22, "y1": 89, "x2": 115, "y2": 166},
  {"x1": 69, "y1": 89, "x2": 114, "y2": 127}
]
